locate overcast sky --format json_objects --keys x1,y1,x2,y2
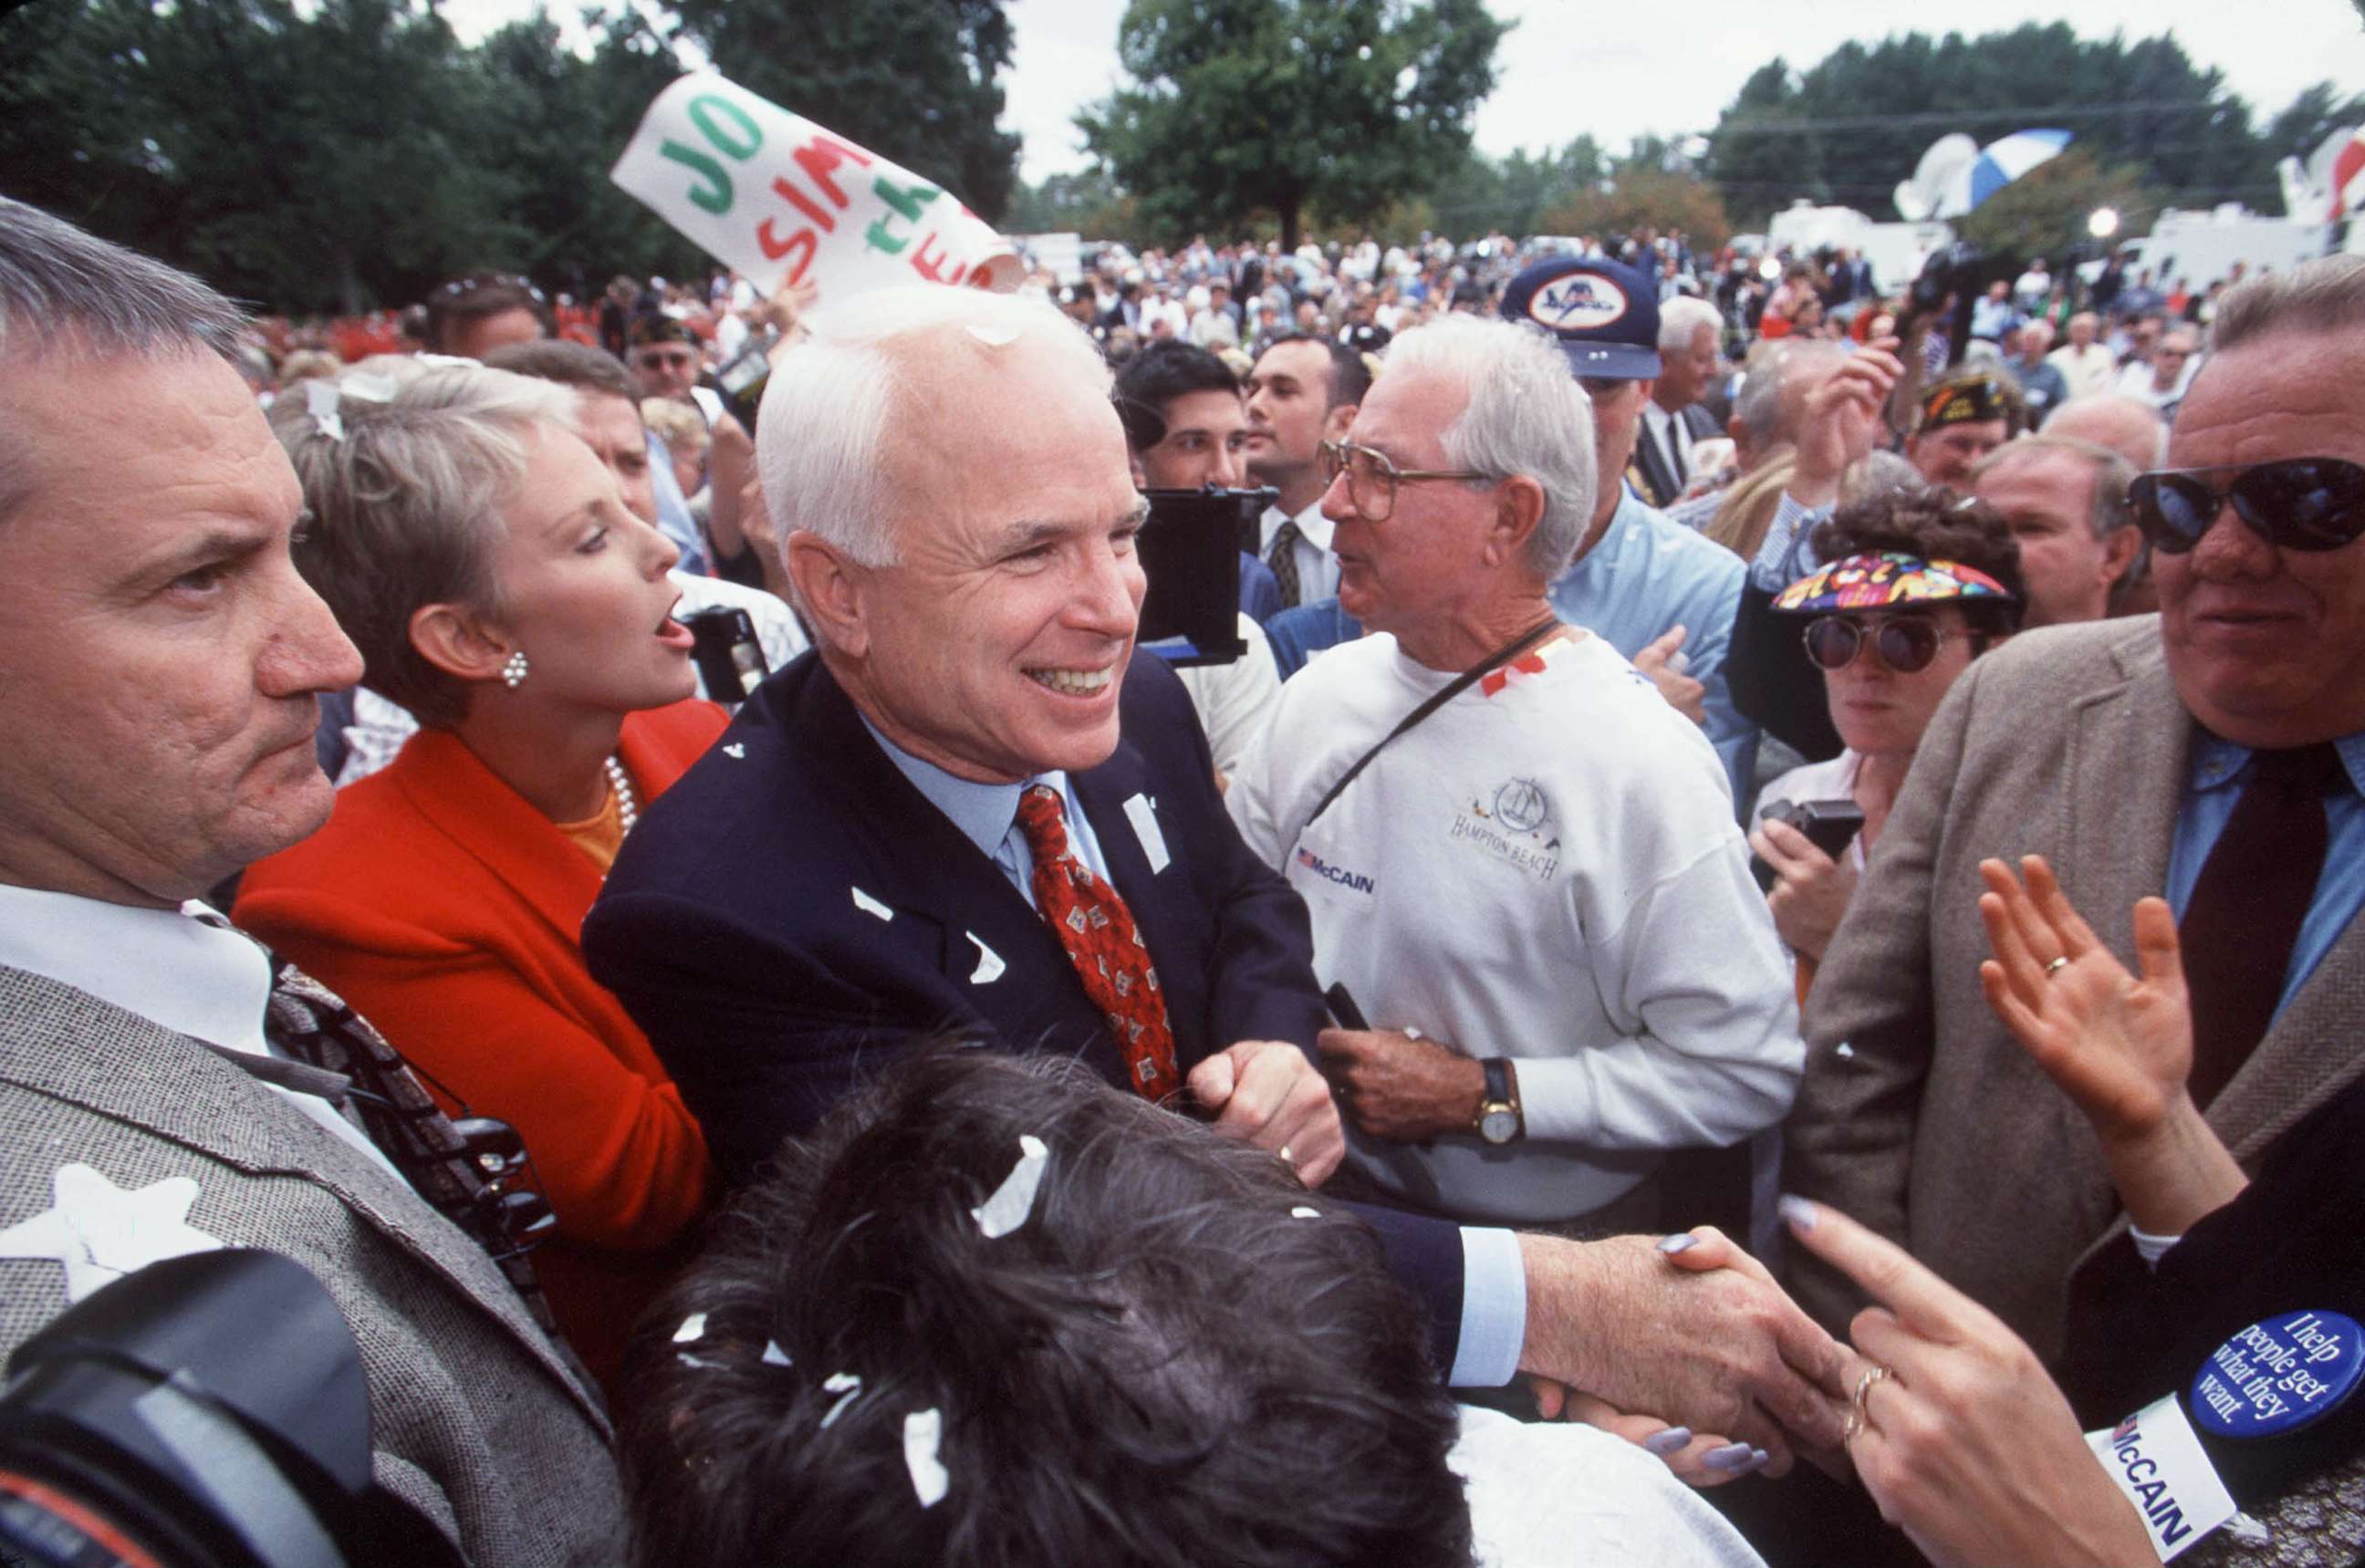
[{"x1": 443, "y1": 0, "x2": 2365, "y2": 186}]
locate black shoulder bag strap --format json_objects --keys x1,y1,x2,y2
[{"x1": 1298, "y1": 615, "x2": 1562, "y2": 831}]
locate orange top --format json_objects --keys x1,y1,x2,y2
[{"x1": 236, "y1": 699, "x2": 728, "y2": 1394}]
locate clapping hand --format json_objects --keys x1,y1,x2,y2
[
  {"x1": 1976, "y1": 855, "x2": 2190, "y2": 1141},
  {"x1": 1974, "y1": 854, "x2": 2245, "y2": 1236}
]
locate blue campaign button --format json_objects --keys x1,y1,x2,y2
[{"x1": 2189, "y1": 1310, "x2": 2362, "y2": 1440}]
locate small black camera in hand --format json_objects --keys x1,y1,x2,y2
[
  {"x1": 1751, "y1": 798, "x2": 1868, "y2": 891},
  {"x1": 682, "y1": 606, "x2": 770, "y2": 705}
]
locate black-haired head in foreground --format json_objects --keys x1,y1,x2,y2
[{"x1": 622, "y1": 1048, "x2": 1471, "y2": 1568}]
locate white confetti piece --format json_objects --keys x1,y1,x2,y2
[
  {"x1": 672, "y1": 1312, "x2": 709, "y2": 1344},
  {"x1": 967, "y1": 932, "x2": 1005, "y2": 984},
  {"x1": 819, "y1": 1371, "x2": 861, "y2": 1428},
  {"x1": 852, "y1": 886, "x2": 894, "y2": 921},
  {"x1": 970, "y1": 1135, "x2": 1050, "y2": 1239},
  {"x1": 965, "y1": 325, "x2": 1019, "y2": 348},
  {"x1": 903, "y1": 1408, "x2": 949, "y2": 1508},
  {"x1": 678, "y1": 1352, "x2": 723, "y2": 1370},
  {"x1": 723, "y1": 742, "x2": 745, "y2": 759},
  {"x1": 762, "y1": 1340, "x2": 793, "y2": 1367},
  {"x1": 1290, "y1": 1206, "x2": 1320, "y2": 1219}
]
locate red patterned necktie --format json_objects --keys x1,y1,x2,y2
[{"x1": 1014, "y1": 784, "x2": 1181, "y2": 1102}]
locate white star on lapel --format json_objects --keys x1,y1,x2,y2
[{"x1": 0, "y1": 1163, "x2": 225, "y2": 1304}]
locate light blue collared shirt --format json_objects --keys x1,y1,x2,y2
[
  {"x1": 1750, "y1": 490, "x2": 1825, "y2": 592},
  {"x1": 1551, "y1": 486, "x2": 1755, "y2": 802},
  {"x1": 644, "y1": 430, "x2": 710, "y2": 577},
  {"x1": 860, "y1": 716, "x2": 1109, "y2": 906},
  {"x1": 860, "y1": 716, "x2": 1528, "y2": 1386},
  {"x1": 2165, "y1": 732, "x2": 2365, "y2": 1017}
]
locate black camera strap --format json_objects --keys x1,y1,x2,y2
[{"x1": 1299, "y1": 614, "x2": 1563, "y2": 831}]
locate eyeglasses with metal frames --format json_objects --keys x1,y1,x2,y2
[{"x1": 1318, "y1": 438, "x2": 1494, "y2": 523}]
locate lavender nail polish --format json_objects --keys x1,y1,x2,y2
[
  {"x1": 1643, "y1": 1427, "x2": 1693, "y2": 1455},
  {"x1": 1656, "y1": 1233, "x2": 1698, "y2": 1255},
  {"x1": 1776, "y1": 1194, "x2": 1818, "y2": 1232},
  {"x1": 1702, "y1": 1442, "x2": 1756, "y2": 1470}
]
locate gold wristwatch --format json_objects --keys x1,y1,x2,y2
[{"x1": 1474, "y1": 1058, "x2": 1524, "y2": 1146}]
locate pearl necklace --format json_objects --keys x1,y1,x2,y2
[{"x1": 602, "y1": 755, "x2": 639, "y2": 836}]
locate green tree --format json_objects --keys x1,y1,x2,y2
[
  {"x1": 1704, "y1": 24, "x2": 2276, "y2": 228},
  {"x1": 0, "y1": 0, "x2": 514, "y2": 312},
  {"x1": 1005, "y1": 169, "x2": 1138, "y2": 238},
  {"x1": 1076, "y1": 0, "x2": 1507, "y2": 249},
  {"x1": 662, "y1": 0, "x2": 1021, "y2": 223},
  {"x1": 1537, "y1": 167, "x2": 1732, "y2": 250},
  {"x1": 2262, "y1": 81, "x2": 2365, "y2": 163},
  {"x1": 467, "y1": 8, "x2": 706, "y2": 295}
]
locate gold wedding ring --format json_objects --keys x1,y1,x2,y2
[
  {"x1": 1847, "y1": 1362, "x2": 1896, "y2": 1444},
  {"x1": 2043, "y1": 955, "x2": 2071, "y2": 977}
]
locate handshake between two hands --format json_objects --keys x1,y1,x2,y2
[
  {"x1": 1512, "y1": 854, "x2": 2193, "y2": 1568},
  {"x1": 1517, "y1": 1199, "x2": 2158, "y2": 1568}
]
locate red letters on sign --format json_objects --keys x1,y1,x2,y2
[
  {"x1": 792, "y1": 133, "x2": 873, "y2": 208},
  {"x1": 749, "y1": 132, "x2": 880, "y2": 286},
  {"x1": 908, "y1": 232, "x2": 969, "y2": 286}
]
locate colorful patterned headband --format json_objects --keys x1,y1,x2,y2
[{"x1": 1772, "y1": 550, "x2": 2017, "y2": 614}]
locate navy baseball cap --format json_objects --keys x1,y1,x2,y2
[{"x1": 1498, "y1": 255, "x2": 1662, "y2": 379}]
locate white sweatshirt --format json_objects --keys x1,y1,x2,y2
[{"x1": 1229, "y1": 630, "x2": 1802, "y2": 1223}]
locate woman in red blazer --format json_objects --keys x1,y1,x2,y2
[{"x1": 237, "y1": 361, "x2": 725, "y2": 1395}]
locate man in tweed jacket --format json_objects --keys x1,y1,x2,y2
[
  {"x1": 0, "y1": 201, "x2": 622, "y2": 1565},
  {"x1": 1784, "y1": 256, "x2": 2365, "y2": 1365}
]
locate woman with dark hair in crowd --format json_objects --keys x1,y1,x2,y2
[
  {"x1": 235, "y1": 360, "x2": 724, "y2": 1395},
  {"x1": 1748, "y1": 490, "x2": 2025, "y2": 970}
]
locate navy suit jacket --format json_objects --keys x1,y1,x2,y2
[{"x1": 584, "y1": 652, "x2": 1465, "y2": 1364}]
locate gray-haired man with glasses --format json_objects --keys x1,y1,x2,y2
[{"x1": 1228, "y1": 311, "x2": 1803, "y2": 1264}]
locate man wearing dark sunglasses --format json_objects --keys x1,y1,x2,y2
[{"x1": 1786, "y1": 254, "x2": 2365, "y2": 1367}]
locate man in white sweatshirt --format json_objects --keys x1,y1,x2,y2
[{"x1": 1228, "y1": 312, "x2": 1802, "y2": 1236}]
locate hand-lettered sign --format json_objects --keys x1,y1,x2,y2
[{"x1": 611, "y1": 72, "x2": 1023, "y2": 298}]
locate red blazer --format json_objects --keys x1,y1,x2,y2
[{"x1": 236, "y1": 699, "x2": 727, "y2": 1392}]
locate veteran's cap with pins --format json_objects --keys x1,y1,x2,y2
[{"x1": 1498, "y1": 254, "x2": 1663, "y2": 380}]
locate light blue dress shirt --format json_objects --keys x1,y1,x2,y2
[
  {"x1": 859, "y1": 717, "x2": 1108, "y2": 903},
  {"x1": 645, "y1": 430, "x2": 711, "y2": 577},
  {"x1": 1550, "y1": 487, "x2": 1755, "y2": 802},
  {"x1": 859, "y1": 715, "x2": 1528, "y2": 1386},
  {"x1": 2165, "y1": 732, "x2": 2365, "y2": 1016}
]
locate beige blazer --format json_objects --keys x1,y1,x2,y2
[
  {"x1": 0, "y1": 964, "x2": 626, "y2": 1567},
  {"x1": 1782, "y1": 616, "x2": 2365, "y2": 1361}
]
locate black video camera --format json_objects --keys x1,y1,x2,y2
[
  {"x1": 1903, "y1": 242, "x2": 2022, "y2": 371},
  {"x1": 1135, "y1": 484, "x2": 1276, "y2": 668},
  {"x1": 1750, "y1": 797, "x2": 1868, "y2": 891},
  {"x1": 0, "y1": 1250, "x2": 459, "y2": 1568}
]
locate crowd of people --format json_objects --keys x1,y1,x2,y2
[{"x1": 2, "y1": 182, "x2": 2360, "y2": 1568}]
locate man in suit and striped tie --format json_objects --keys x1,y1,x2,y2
[{"x1": 1631, "y1": 296, "x2": 1724, "y2": 510}]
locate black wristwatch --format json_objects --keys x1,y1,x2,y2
[{"x1": 1474, "y1": 1058, "x2": 1524, "y2": 1146}]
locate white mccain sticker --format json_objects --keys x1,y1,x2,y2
[{"x1": 2084, "y1": 1395, "x2": 2237, "y2": 1560}]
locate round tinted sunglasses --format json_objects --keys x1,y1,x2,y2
[
  {"x1": 2128, "y1": 458, "x2": 2365, "y2": 555},
  {"x1": 1802, "y1": 614, "x2": 1951, "y2": 674}
]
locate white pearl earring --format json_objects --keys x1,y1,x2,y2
[{"x1": 501, "y1": 650, "x2": 530, "y2": 690}]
